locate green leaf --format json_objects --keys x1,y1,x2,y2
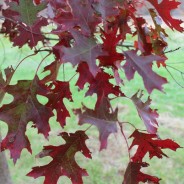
[{"x1": 10, "y1": 0, "x2": 47, "y2": 25}]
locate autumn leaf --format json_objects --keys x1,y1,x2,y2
[
  {"x1": 0, "y1": 0, "x2": 183, "y2": 183},
  {"x1": 129, "y1": 130, "x2": 180, "y2": 162},
  {"x1": 27, "y1": 131, "x2": 91, "y2": 184},
  {"x1": 75, "y1": 97, "x2": 118, "y2": 150},
  {"x1": 12, "y1": 18, "x2": 48, "y2": 48},
  {"x1": 0, "y1": 77, "x2": 53, "y2": 163},
  {"x1": 123, "y1": 162, "x2": 160, "y2": 184},
  {"x1": 92, "y1": 0, "x2": 119, "y2": 21},
  {"x1": 98, "y1": 28, "x2": 124, "y2": 67},
  {"x1": 0, "y1": 66, "x2": 14, "y2": 104},
  {"x1": 62, "y1": 30, "x2": 106, "y2": 76},
  {"x1": 86, "y1": 70, "x2": 124, "y2": 107},
  {"x1": 46, "y1": 80, "x2": 73, "y2": 127},
  {"x1": 131, "y1": 91, "x2": 159, "y2": 134},
  {"x1": 76, "y1": 62, "x2": 95, "y2": 90},
  {"x1": 41, "y1": 60, "x2": 61, "y2": 83},
  {"x1": 123, "y1": 50, "x2": 167, "y2": 93},
  {"x1": 67, "y1": 0, "x2": 100, "y2": 35},
  {"x1": 147, "y1": 0, "x2": 183, "y2": 32},
  {"x1": 52, "y1": 0, "x2": 100, "y2": 35}
]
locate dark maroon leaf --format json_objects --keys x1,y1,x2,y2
[
  {"x1": 27, "y1": 131, "x2": 91, "y2": 184},
  {"x1": 123, "y1": 162, "x2": 160, "y2": 184},
  {"x1": 86, "y1": 70, "x2": 124, "y2": 107},
  {"x1": 76, "y1": 62, "x2": 94, "y2": 90},
  {"x1": 0, "y1": 77, "x2": 54, "y2": 163},
  {"x1": 98, "y1": 28, "x2": 124, "y2": 67},
  {"x1": 53, "y1": 0, "x2": 100, "y2": 35},
  {"x1": 12, "y1": 18, "x2": 48, "y2": 48},
  {"x1": 46, "y1": 80, "x2": 73, "y2": 127},
  {"x1": 0, "y1": 66, "x2": 14, "y2": 103},
  {"x1": 41, "y1": 60, "x2": 61, "y2": 83}
]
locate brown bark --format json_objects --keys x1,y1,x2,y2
[{"x1": 0, "y1": 134, "x2": 13, "y2": 184}]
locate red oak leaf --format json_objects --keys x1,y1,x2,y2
[
  {"x1": 0, "y1": 77, "x2": 54, "y2": 163},
  {"x1": 147, "y1": 0, "x2": 183, "y2": 32},
  {"x1": 86, "y1": 70, "x2": 124, "y2": 107},
  {"x1": 41, "y1": 60, "x2": 61, "y2": 83},
  {"x1": 92, "y1": 0, "x2": 119, "y2": 21},
  {"x1": 131, "y1": 91, "x2": 159, "y2": 134},
  {"x1": 76, "y1": 62, "x2": 95, "y2": 90},
  {"x1": 52, "y1": 32, "x2": 73, "y2": 60},
  {"x1": 129, "y1": 130, "x2": 180, "y2": 162},
  {"x1": 134, "y1": 17, "x2": 153, "y2": 55},
  {"x1": 98, "y1": 28, "x2": 124, "y2": 67},
  {"x1": 62, "y1": 30, "x2": 106, "y2": 76},
  {"x1": 54, "y1": 0, "x2": 100, "y2": 35},
  {"x1": 149, "y1": 9, "x2": 168, "y2": 40},
  {"x1": 68, "y1": 0, "x2": 100, "y2": 35},
  {"x1": 1, "y1": 9, "x2": 21, "y2": 41},
  {"x1": 46, "y1": 80, "x2": 73, "y2": 127},
  {"x1": 0, "y1": 66, "x2": 14, "y2": 103},
  {"x1": 76, "y1": 97, "x2": 118, "y2": 150},
  {"x1": 27, "y1": 131, "x2": 91, "y2": 184},
  {"x1": 1, "y1": 3, "x2": 48, "y2": 48},
  {"x1": 123, "y1": 50, "x2": 167, "y2": 93},
  {"x1": 123, "y1": 162, "x2": 160, "y2": 184},
  {"x1": 112, "y1": 9, "x2": 131, "y2": 39},
  {"x1": 12, "y1": 18, "x2": 48, "y2": 48}
]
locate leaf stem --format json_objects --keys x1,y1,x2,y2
[
  {"x1": 34, "y1": 52, "x2": 51, "y2": 79},
  {"x1": 118, "y1": 122, "x2": 131, "y2": 160},
  {"x1": 9, "y1": 52, "x2": 37, "y2": 83}
]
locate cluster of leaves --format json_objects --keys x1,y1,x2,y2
[{"x1": 0, "y1": 0, "x2": 183, "y2": 183}]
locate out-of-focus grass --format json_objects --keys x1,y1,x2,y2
[{"x1": 0, "y1": 29, "x2": 184, "y2": 184}]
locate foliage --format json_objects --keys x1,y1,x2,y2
[{"x1": 0, "y1": 0, "x2": 183, "y2": 183}]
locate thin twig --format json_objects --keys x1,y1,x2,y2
[
  {"x1": 165, "y1": 67, "x2": 184, "y2": 88},
  {"x1": 34, "y1": 53, "x2": 51, "y2": 78},
  {"x1": 85, "y1": 125, "x2": 93, "y2": 132},
  {"x1": 118, "y1": 122, "x2": 131, "y2": 160},
  {"x1": 120, "y1": 121, "x2": 137, "y2": 130},
  {"x1": 9, "y1": 52, "x2": 37, "y2": 83},
  {"x1": 166, "y1": 65, "x2": 184, "y2": 74},
  {"x1": 164, "y1": 47, "x2": 181, "y2": 54}
]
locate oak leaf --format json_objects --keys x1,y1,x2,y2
[
  {"x1": 27, "y1": 131, "x2": 91, "y2": 184},
  {"x1": 9, "y1": 0, "x2": 47, "y2": 25},
  {"x1": 86, "y1": 70, "x2": 124, "y2": 107},
  {"x1": 62, "y1": 30, "x2": 106, "y2": 76},
  {"x1": 76, "y1": 98, "x2": 118, "y2": 150},
  {"x1": 147, "y1": 0, "x2": 183, "y2": 32},
  {"x1": 0, "y1": 77, "x2": 53, "y2": 163},
  {"x1": 123, "y1": 50, "x2": 167, "y2": 93},
  {"x1": 129, "y1": 130, "x2": 180, "y2": 162},
  {"x1": 123, "y1": 162, "x2": 160, "y2": 184},
  {"x1": 131, "y1": 91, "x2": 159, "y2": 134},
  {"x1": 46, "y1": 80, "x2": 73, "y2": 127}
]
